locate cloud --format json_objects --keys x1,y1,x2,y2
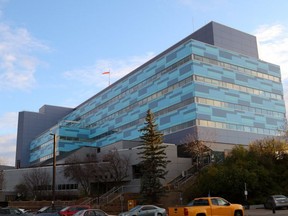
[
  {"x1": 0, "y1": 133, "x2": 16, "y2": 166},
  {"x1": 0, "y1": 112, "x2": 18, "y2": 166},
  {"x1": 255, "y1": 24, "x2": 288, "y2": 81},
  {"x1": 254, "y1": 24, "x2": 288, "y2": 114},
  {"x1": 0, "y1": 112, "x2": 18, "y2": 134},
  {"x1": 63, "y1": 52, "x2": 155, "y2": 88},
  {"x1": 0, "y1": 23, "x2": 50, "y2": 91}
]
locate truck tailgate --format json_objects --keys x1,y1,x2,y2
[{"x1": 168, "y1": 207, "x2": 185, "y2": 216}]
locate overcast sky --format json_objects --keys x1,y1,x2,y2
[{"x1": 0, "y1": 0, "x2": 287, "y2": 166}]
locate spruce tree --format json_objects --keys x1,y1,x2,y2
[{"x1": 138, "y1": 109, "x2": 170, "y2": 203}]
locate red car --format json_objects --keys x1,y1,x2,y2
[{"x1": 59, "y1": 205, "x2": 91, "y2": 216}]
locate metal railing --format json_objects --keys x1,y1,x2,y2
[{"x1": 81, "y1": 185, "x2": 140, "y2": 206}]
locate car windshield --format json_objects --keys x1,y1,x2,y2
[
  {"x1": 38, "y1": 207, "x2": 49, "y2": 213},
  {"x1": 128, "y1": 206, "x2": 142, "y2": 212},
  {"x1": 60, "y1": 207, "x2": 70, "y2": 212},
  {"x1": 73, "y1": 210, "x2": 84, "y2": 216},
  {"x1": 274, "y1": 195, "x2": 288, "y2": 201}
]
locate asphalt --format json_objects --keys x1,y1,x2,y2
[{"x1": 244, "y1": 205, "x2": 288, "y2": 216}]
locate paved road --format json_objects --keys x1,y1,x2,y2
[{"x1": 245, "y1": 208, "x2": 288, "y2": 216}]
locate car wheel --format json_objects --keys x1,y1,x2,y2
[
  {"x1": 157, "y1": 213, "x2": 162, "y2": 216},
  {"x1": 234, "y1": 211, "x2": 242, "y2": 216}
]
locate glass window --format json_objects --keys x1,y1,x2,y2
[
  {"x1": 84, "y1": 211, "x2": 96, "y2": 216},
  {"x1": 217, "y1": 198, "x2": 229, "y2": 206},
  {"x1": 211, "y1": 199, "x2": 218, "y2": 205},
  {"x1": 93, "y1": 210, "x2": 106, "y2": 216},
  {"x1": 216, "y1": 122, "x2": 223, "y2": 128},
  {"x1": 208, "y1": 121, "x2": 215, "y2": 127}
]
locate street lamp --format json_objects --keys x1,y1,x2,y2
[
  {"x1": 49, "y1": 119, "x2": 80, "y2": 208},
  {"x1": 50, "y1": 133, "x2": 56, "y2": 209}
]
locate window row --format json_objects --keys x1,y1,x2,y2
[
  {"x1": 195, "y1": 75, "x2": 283, "y2": 100},
  {"x1": 197, "y1": 119, "x2": 279, "y2": 136},
  {"x1": 162, "y1": 120, "x2": 196, "y2": 135},
  {"x1": 88, "y1": 75, "x2": 194, "y2": 129},
  {"x1": 58, "y1": 184, "x2": 78, "y2": 190},
  {"x1": 195, "y1": 97, "x2": 285, "y2": 118},
  {"x1": 193, "y1": 54, "x2": 280, "y2": 83},
  {"x1": 78, "y1": 55, "x2": 192, "y2": 122},
  {"x1": 30, "y1": 183, "x2": 78, "y2": 192},
  {"x1": 91, "y1": 97, "x2": 195, "y2": 142}
]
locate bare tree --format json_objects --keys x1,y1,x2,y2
[
  {"x1": 278, "y1": 118, "x2": 288, "y2": 143},
  {"x1": 14, "y1": 184, "x2": 28, "y2": 200},
  {"x1": 0, "y1": 159, "x2": 5, "y2": 190},
  {"x1": 181, "y1": 130, "x2": 212, "y2": 169},
  {"x1": 101, "y1": 148, "x2": 130, "y2": 186},
  {"x1": 23, "y1": 168, "x2": 51, "y2": 200},
  {"x1": 0, "y1": 170, "x2": 4, "y2": 191},
  {"x1": 63, "y1": 154, "x2": 97, "y2": 196}
]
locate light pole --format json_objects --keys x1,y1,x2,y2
[
  {"x1": 49, "y1": 120, "x2": 80, "y2": 208},
  {"x1": 50, "y1": 133, "x2": 56, "y2": 209}
]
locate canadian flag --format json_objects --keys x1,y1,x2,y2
[{"x1": 102, "y1": 71, "x2": 110, "y2": 75}]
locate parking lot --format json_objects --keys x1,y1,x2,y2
[{"x1": 245, "y1": 207, "x2": 288, "y2": 216}]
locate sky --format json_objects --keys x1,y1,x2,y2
[{"x1": 0, "y1": 0, "x2": 288, "y2": 166}]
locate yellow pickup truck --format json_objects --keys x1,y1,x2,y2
[{"x1": 168, "y1": 197, "x2": 244, "y2": 216}]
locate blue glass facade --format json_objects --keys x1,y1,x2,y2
[{"x1": 24, "y1": 22, "x2": 286, "y2": 165}]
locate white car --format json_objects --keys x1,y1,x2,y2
[
  {"x1": 73, "y1": 209, "x2": 115, "y2": 216},
  {"x1": 118, "y1": 205, "x2": 167, "y2": 216}
]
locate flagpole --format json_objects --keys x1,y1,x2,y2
[
  {"x1": 109, "y1": 70, "x2": 110, "y2": 86},
  {"x1": 102, "y1": 71, "x2": 111, "y2": 86}
]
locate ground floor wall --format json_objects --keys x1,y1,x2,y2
[{"x1": 1, "y1": 144, "x2": 192, "y2": 202}]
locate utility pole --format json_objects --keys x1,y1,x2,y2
[{"x1": 50, "y1": 133, "x2": 56, "y2": 209}]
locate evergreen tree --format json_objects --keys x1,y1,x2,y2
[{"x1": 138, "y1": 109, "x2": 170, "y2": 203}]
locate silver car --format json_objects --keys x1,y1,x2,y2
[
  {"x1": 264, "y1": 195, "x2": 288, "y2": 209},
  {"x1": 73, "y1": 209, "x2": 115, "y2": 216},
  {"x1": 118, "y1": 205, "x2": 166, "y2": 216}
]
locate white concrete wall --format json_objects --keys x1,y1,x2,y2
[{"x1": 2, "y1": 143, "x2": 192, "y2": 198}]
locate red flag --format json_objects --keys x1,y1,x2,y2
[{"x1": 102, "y1": 71, "x2": 110, "y2": 74}]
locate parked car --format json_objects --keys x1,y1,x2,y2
[
  {"x1": 0, "y1": 207, "x2": 30, "y2": 216},
  {"x1": 264, "y1": 195, "x2": 288, "y2": 209},
  {"x1": 35, "y1": 206, "x2": 65, "y2": 216},
  {"x1": 168, "y1": 197, "x2": 244, "y2": 216},
  {"x1": 73, "y1": 209, "x2": 114, "y2": 216},
  {"x1": 118, "y1": 205, "x2": 167, "y2": 216},
  {"x1": 59, "y1": 205, "x2": 90, "y2": 216}
]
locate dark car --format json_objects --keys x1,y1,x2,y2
[
  {"x1": 264, "y1": 195, "x2": 288, "y2": 209},
  {"x1": 0, "y1": 207, "x2": 30, "y2": 216}
]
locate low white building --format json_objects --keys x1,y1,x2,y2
[{"x1": 1, "y1": 141, "x2": 192, "y2": 201}]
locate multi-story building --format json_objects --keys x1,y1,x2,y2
[
  {"x1": 16, "y1": 21, "x2": 286, "y2": 169},
  {"x1": 16, "y1": 105, "x2": 73, "y2": 168}
]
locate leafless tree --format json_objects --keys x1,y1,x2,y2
[
  {"x1": 100, "y1": 148, "x2": 130, "y2": 186},
  {"x1": 63, "y1": 148, "x2": 130, "y2": 195},
  {"x1": 0, "y1": 170, "x2": 4, "y2": 191},
  {"x1": 181, "y1": 129, "x2": 213, "y2": 169},
  {"x1": 278, "y1": 118, "x2": 288, "y2": 143},
  {"x1": 63, "y1": 154, "x2": 98, "y2": 196},
  {"x1": 0, "y1": 159, "x2": 5, "y2": 190},
  {"x1": 22, "y1": 168, "x2": 51, "y2": 200},
  {"x1": 14, "y1": 183, "x2": 28, "y2": 200}
]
